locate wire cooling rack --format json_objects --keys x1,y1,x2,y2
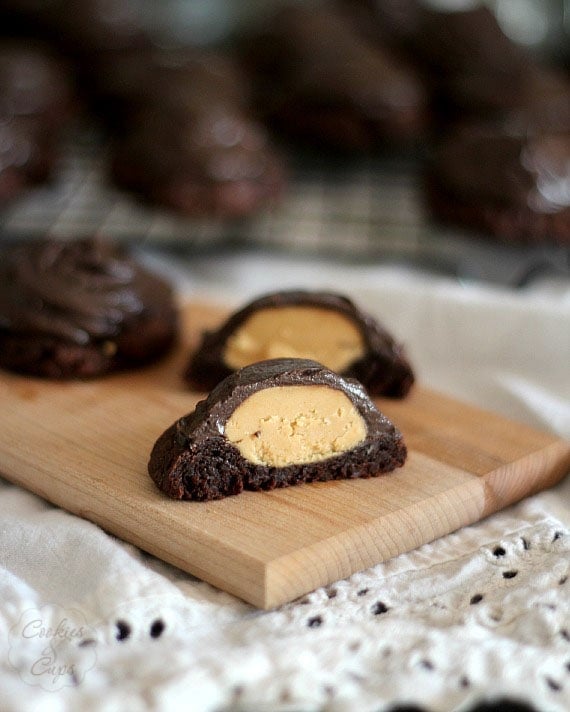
[{"x1": 1, "y1": 126, "x2": 568, "y2": 287}]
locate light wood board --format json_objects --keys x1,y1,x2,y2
[{"x1": 1, "y1": 302, "x2": 569, "y2": 609}]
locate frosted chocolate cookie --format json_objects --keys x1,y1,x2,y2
[
  {"x1": 0, "y1": 237, "x2": 178, "y2": 378},
  {"x1": 106, "y1": 49, "x2": 286, "y2": 219},
  {"x1": 425, "y1": 123, "x2": 570, "y2": 245},
  {"x1": 238, "y1": 3, "x2": 427, "y2": 150},
  {"x1": 339, "y1": 0, "x2": 530, "y2": 123},
  {"x1": 149, "y1": 358, "x2": 407, "y2": 501},
  {"x1": 0, "y1": 41, "x2": 74, "y2": 204},
  {"x1": 185, "y1": 291, "x2": 414, "y2": 397}
]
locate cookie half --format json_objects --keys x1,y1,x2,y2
[
  {"x1": 185, "y1": 290, "x2": 414, "y2": 397},
  {"x1": 149, "y1": 358, "x2": 407, "y2": 501}
]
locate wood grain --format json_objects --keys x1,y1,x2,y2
[{"x1": 1, "y1": 302, "x2": 568, "y2": 609}]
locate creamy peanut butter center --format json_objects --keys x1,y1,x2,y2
[
  {"x1": 223, "y1": 306, "x2": 366, "y2": 372},
  {"x1": 224, "y1": 384, "x2": 367, "y2": 467}
]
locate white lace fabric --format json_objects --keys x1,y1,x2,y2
[{"x1": 1, "y1": 255, "x2": 569, "y2": 712}]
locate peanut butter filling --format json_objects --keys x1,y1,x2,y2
[
  {"x1": 224, "y1": 384, "x2": 367, "y2": 467},
  {"x1": 223, "y1": 306, "x2": 365, "y2": 373}
]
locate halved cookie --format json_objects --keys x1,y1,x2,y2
[
  {"x1": 185, "y1": 290, "x2": 414, "y2": 397},
  {"x1": 149, "y1": 358, "x2": 407, "y2": 501}
]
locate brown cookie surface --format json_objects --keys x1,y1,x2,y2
[
  {"x1": 150, "y1": 358, "x2": 407, "y2": 501},
  {"x1": 339, "y1": 0, "x2": 529, "y2": 123}
]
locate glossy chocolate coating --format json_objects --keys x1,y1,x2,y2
[
  {"x1": 185, "y1": 290, "x2": 415, "y2": 398},
  {"x1": 0, "y1": 237, "x2": 172, "y2": 344},
  {"x1": 0, "y1": 237, "x2": 178, "y2": 377},
  {"x1": 149, "y1": 358, "x2": 407, "y2": 501}
]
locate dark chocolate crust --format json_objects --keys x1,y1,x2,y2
[
  {"x1": 185, "y1": 290, "x2": 414, "y2": 398},
  {"x1": 150, "y1": 358, "x2": 407, "y2": 501},
  {"x1": 0, "y1": 237, "x2": 179, "y2": 378}
]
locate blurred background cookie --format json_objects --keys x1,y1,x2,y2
[
  {"x1": 0, "y1": 0, "x2": 286, "y2": 218},
  {"x1": 0, "y1": 41, "x2": 74, "y2": 204},
  {"x1": 425, "y1": 123, "x2": 570, "y2": 245},
  {"x1": 105, "y1": 49, "x2": 286, "y2": 218},
  {"x1": 238, "y1": 2, "x2": 428, "y2": 150},
  {"x1": 0, "y1": 236, "x2": 179, "y2": 378},
  {"x1": 0, "y1": 0, "x2": 569, "y2": 254}
]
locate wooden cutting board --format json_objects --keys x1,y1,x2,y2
[{"x1": 1, "y1": 302, "x2": 569, "y2": 609}]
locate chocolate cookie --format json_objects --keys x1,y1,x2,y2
[
  {"x1": 339, "y1": 0, "x2": 529, "y2": 123},
  {"x1": 0, "y1": 41, "x2": 74, "y2": 204},
  {"x1": 105, "y1": 49, "x2": 286, "y2": 218},
  {"x1": 0, "y1": 1, "x2": 285, "y2": 219},
  {"x1": 0, "y1": 237, "x2": 179, "y2": 378},
  {"x1": 239, "y1": 2, "x2": 427, "y2": 150},
  {"x1": 185, "y1": 290, "x2": 414, "y2": 397},
  {"x1": 425, "y1": 123, "x2": 570, "y2": 245},
  {"x1": 149, "y1": 358, "x2": 407, "y2": 501}
]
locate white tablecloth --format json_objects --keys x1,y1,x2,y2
[{"x1": 1, "y1": 250, "x2": 569, "y2": 712}]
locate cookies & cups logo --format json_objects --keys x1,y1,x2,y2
[{"x1": 8, "y1": 605, "x2": 97, "y2": 691}]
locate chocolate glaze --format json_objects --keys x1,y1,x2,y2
[
  {"x1": 185, "y1": 290, "x2": 414, "y2": 398},
  {"x1": 0, "y1": 237, "x2": 174, "y2": 346},
  {"x1": 149, "y1": 358, "x2": 407, "y2": 501}
]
